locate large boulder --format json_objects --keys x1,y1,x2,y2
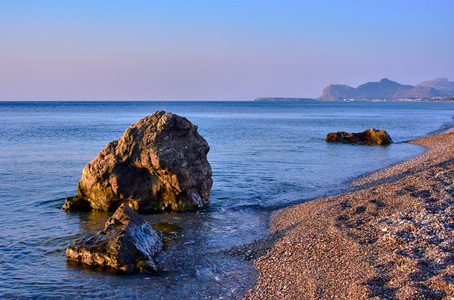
[
  {"x1": 326, "y1": 128, "x2": 392, "y2": 145},
  {"x1": 66, "y1": 203, "x2": 163, "y2": 273},
  {"x1": 63, "y1": 111, "x2": 213, "y2": 213}
]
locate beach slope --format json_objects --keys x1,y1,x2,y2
[{"x1": 245, "y1": 130, "x2": 454, "y2": 299}]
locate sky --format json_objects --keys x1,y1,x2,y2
[{"x1": 1, "y1": 0, "x2": 453, "y2": 101}]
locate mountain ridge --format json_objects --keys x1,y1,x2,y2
[{"x1": 318, "y1": 78, "x2": 454, "y2": 101}]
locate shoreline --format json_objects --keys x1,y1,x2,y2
[{"x1": 240, "y1": 129, "x2": 454, "y2": 299}]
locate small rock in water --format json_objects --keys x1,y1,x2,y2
[
  {"x1": 326, "y1": 128, "x2": 392, "y2": 145},
  {"x1": 66, "y1": 203, "x2": 163, "y2": 273}
]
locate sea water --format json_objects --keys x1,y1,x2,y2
[{"x1": 1, "y1": 100, "x2": 454, "y2": 299}]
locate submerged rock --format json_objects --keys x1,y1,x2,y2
[
  {"x1": 66, "y1": 203, "x2": 163, "y2": 273},
  {"x1": 63, "y1": 111, "x2": 212, "y2": 213},
  {"x1": 326, "y1": 128, "x2": 393, "y2": 145}
]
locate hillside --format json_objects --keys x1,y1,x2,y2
[
  {"x1": 318, "y1": 78, "x2": 454, "y2": 101},
  {"x1": 417, "y1": 78, "x2": 454, "y2": 93}
]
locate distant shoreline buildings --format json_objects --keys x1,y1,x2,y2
[{"x1": 255, "y1": 78, "x2": 454, "y2": 102}]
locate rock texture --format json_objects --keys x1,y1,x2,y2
[
  {"x1": 326, "y1": 128, "x2": 393, "y2": 145},
  {"x1": 63, "y1": 111, "x2": 213, "y2": 213},
  {"x1": 66, "y1": 203, "x2": 163, "y2": 273}
]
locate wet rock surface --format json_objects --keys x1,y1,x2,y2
[
  {"x1": 63, "y1": 111, "x2": 212, "y2": 213},
  {"x1": 326, "y1": 128, "x2": 393, "y2": 145},
  {"x1": 66, "y1": 203, "x2": 163, "y2": 273}
]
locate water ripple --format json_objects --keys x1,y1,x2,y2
[{"x1": 1, "y1": 101, "x2": 454, "y2": 298}]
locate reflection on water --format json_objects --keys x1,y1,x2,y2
[
  {"x1": 75, "y1": 210, "x2": 112, "y2": 233},
  {"x1": 1, "y1": 101, "x2": 454, "y2": 298}
]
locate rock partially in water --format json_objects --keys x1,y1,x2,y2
[
  {"x1": 66, "y1": 203, "x2": 163, "y2": 273},
  {"x1": 326, "y1": 128, "x2": 393, "y2": 145},
  {"x1": 63, "y1": 110, "x2": 213, "y2": 213}
]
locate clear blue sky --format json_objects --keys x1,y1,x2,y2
[{"x1": 1, "y1": 0, "x2": 453, "y2": 101}]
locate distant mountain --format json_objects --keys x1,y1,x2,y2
[
  {"x1": 318, "y1": 78, "x2": 453, "y2": 101},
  {"x1": 356, "y1": 78, "x2": 413, "y2": 99},
  {"x1": 254, "y1": 97, "x2": 315, "y2": 102},
  {"x1": 416, "y1": 78, "x2": 454, "y2": 94},
  {"x1": 315, "y1": 84, "x2": 358, "y2": 101}
]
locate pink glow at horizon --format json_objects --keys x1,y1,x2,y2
[{"x1": 1, "y1": 0, "x2": 453, "y2": 101}]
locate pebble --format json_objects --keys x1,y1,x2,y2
[{"x1": 241, "y1": 129, "x2": 454, "y2": 299}]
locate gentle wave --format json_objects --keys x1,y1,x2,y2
[{"x1": 1, "y1": 101, "x2": 454, "y2": 298}]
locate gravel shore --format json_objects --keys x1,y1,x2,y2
[{"x1": 237, "y1": 130, "x2": 454, "y2": 299}]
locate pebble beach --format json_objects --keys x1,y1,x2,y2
[{"x1": 238, "y1": 129, "x2": 454, "y2": 299}]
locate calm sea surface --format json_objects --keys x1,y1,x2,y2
[{"x1": 1, "y1": 101, "x2": 454, "y2": 299}]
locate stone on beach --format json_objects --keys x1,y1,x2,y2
[
  {"x1": 63, "y1": 110, "x2": 213, "y2": 213},
  {"x1": 326, "y1": 128, "x2": 393, "y2": 145},
  {"x1": 66, "y1": 203, "x2": 163, "y2": 273},
  {"x1": 244, "y1": 129, "x2": 454, "y2": 299}
]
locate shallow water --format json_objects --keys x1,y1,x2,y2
[{"x1": 1, "y1": 101, "x2": 454, "y2": 298}]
